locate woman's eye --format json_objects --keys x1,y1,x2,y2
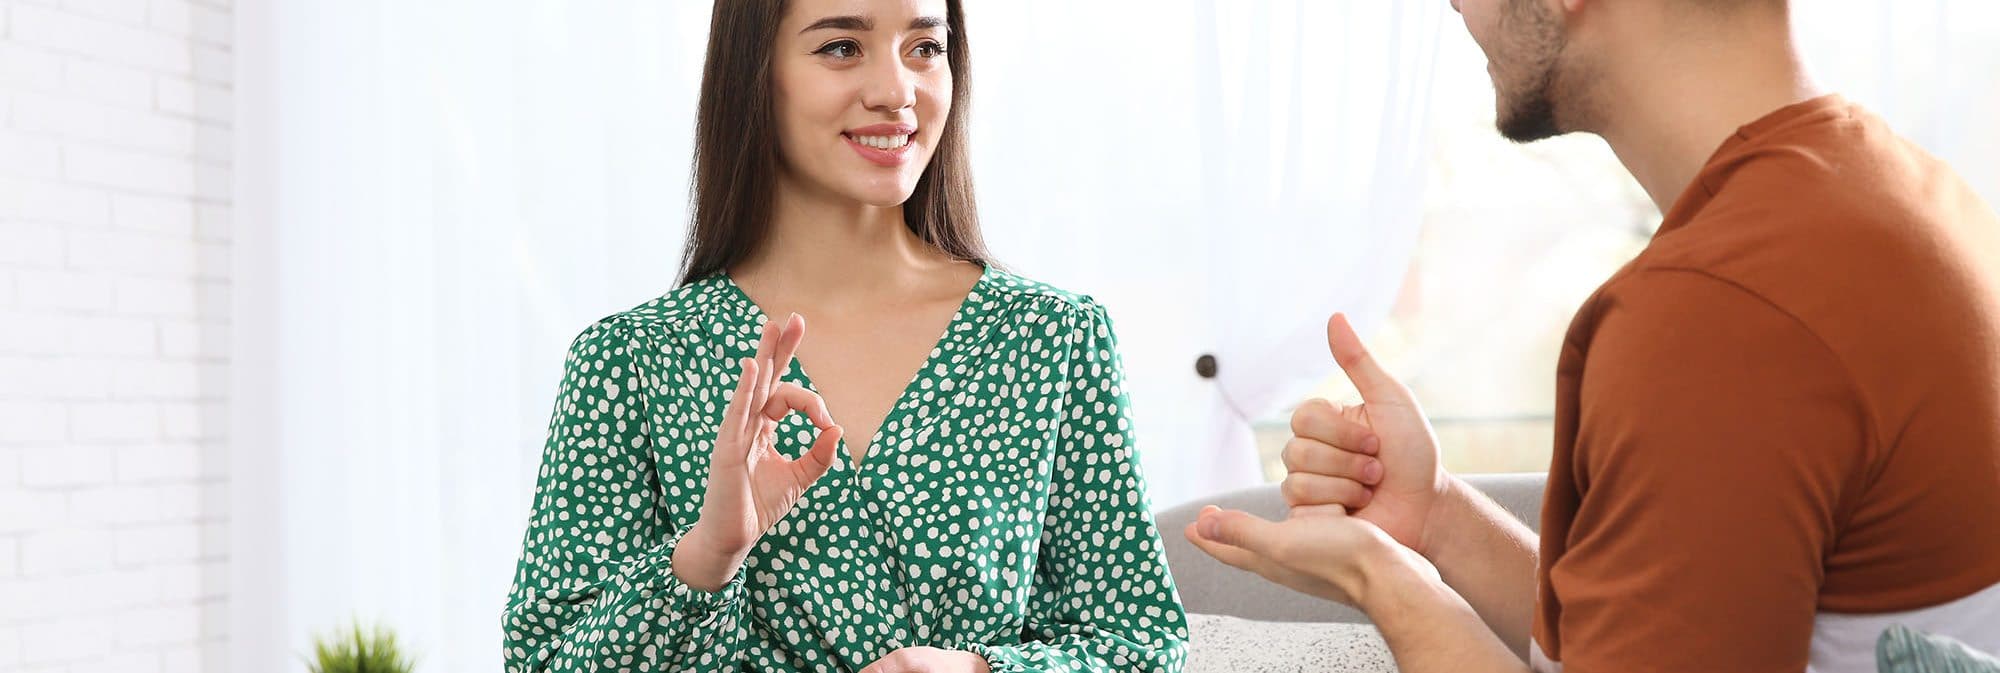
[
  {"x1": 911, "y1": 41, "x2": 947, "y2": 59},
  {"x1": 815, "y1": 40, "x2": 860, "y2": 59}
]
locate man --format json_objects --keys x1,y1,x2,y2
[{"x1": 1185, "y1": 1, "x2": 2000, "y2": 671}]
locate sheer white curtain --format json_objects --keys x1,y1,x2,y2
[
  {"x1": 968, "y1": 0, "x2": 1445, "y2": 505},
  {"x1": 234, "y1": 2, "x2": 715, "y2": 671}
]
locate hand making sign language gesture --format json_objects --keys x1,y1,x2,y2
[
  {"x1": 1183, "y1": 313, "x2": 1451, "y2": 605},
  {"x1": 1185, "y1": 313, "x2": 1537, "y2": 670},
  {"x1": 672, "y1": 313, "x2": 847, "y2": 593},
  {"x1": 1279, "y1": 314, "x2": 1452, "y2": 543},
  {"x1": 675, "y1": 312, "x2": 995, "y2": 672}
]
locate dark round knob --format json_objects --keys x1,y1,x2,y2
[{"x1": 1194, "y1": 353, "x2": 1218, "y2": 379}]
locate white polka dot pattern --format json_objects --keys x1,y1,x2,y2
[{"x1": 501, "y1": 268, "x2": 1190, "y2": 672}]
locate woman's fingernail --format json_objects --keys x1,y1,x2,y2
[
  {"x1": 1363, "y1": 460, "x2": 1383, "y2": 483},
  {"x1": 1362, "y1": 435, "x2": 1381, "y2": 455}
]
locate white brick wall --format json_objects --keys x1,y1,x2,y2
[{"x1": 0, "y1": 0, "x2": 232, "y2": 671}]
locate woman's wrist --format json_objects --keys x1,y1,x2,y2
[{"x1": 671, "y1": 523, "x2": 748, "y2": 593}]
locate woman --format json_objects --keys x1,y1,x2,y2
[{"x1": 500, "y1": 1, "x2": 1188, "y2": 671}]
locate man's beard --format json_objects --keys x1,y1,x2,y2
[{"x1": 1496, "y1": 0, "x2": 1571, "y2": 143}]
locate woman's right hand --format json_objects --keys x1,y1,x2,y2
[{"x1": 673, "y1": 313, "x2": 844, "y2": 592}]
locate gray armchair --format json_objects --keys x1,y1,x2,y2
[{"x1": 1156, "y1": 473, "x2": 1546, "y2": 624}]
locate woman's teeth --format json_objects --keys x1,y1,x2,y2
[{"x1": 849, "y1": 134, "x2": 911, "y2": 150}]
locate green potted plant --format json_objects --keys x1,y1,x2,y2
[{"x1": 301, "y1": 619, "x2": 417, "y2": 673}]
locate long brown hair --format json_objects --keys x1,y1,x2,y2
[{"x1": 678, "y1": 0, "x2": 987, "y2": 285}]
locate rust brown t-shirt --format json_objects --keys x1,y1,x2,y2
[{"x1": 1532, "y1": 95, "x2": 2000, "y2": 673}]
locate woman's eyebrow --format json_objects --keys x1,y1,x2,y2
[
  {"x1": 800, "y1": 15, "x2": 870, "y2": 33},
  {"x1": 799, "y1": 15, "x2": 948, "y2": 34}
]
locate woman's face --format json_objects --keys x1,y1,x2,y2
[{"x1": 772, "y1": 0, "x2": 953, "y2": 208}]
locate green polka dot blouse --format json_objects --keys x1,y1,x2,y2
[{"x1": 502, "y1": 267, "x2": 1190, "y2": 672}]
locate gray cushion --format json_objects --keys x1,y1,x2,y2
[{"x1": 1157, "y1": 472, "x2": 1546, "y2": 623}]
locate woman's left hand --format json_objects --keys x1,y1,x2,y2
[
  {"x1": 858, "y1": 647, "x2": 990, "y2": 673},
  {"x1": 1184, "y1": 504, "x2": 1442, "y2": 610}
]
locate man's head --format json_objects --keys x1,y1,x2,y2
[{"x1": 1451, "y1": 0, "x2": 1791, "y2": 143}]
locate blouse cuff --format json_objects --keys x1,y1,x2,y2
[
  {"x1": 961, "y1": 643, "x2": 1029, "y2": 673},
  {"x1": 616, "y1": 526, "x2": 745, "y2": 618}
]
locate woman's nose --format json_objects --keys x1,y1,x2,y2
[{"x1": 861, "y1": 57, "x2": 917, "y2": 112}]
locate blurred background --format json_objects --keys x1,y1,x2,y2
[{"x1": 0, "y1": 0, "x2": 1995, "y2": 671}]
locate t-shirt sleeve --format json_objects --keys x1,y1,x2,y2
[{"x1": 1546, "y1": 269, "x2": 1872, "y2": 673}]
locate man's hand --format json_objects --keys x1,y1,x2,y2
[
  {"x1": 1283, "y1": 313, "x2": 1454, "y2": 555},
  {"x1": 1269, "y1": 314, "x2": 1539, "y2": 660},
  {"x1": 1187, "y1": 505, "x2": 1531, "y2": 673},
  {"x1": 1184, "y1": 504, "x2": 1441, "y2": 610}
]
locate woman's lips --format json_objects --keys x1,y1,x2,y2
[{"x1": 843, "y1": 124, "x2": 917, "y2": 167}]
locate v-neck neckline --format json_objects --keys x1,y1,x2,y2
[{"x1": 713, "y1": 265, "x2": 993, "y2": 471}]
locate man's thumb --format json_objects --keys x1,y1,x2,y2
[{"x1": 1326, "y1": 313, "x2": 1410, "y2": 405}]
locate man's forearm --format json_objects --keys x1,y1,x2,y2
[
  {"x1": 1366, "y1": 562, "x2": 1534, "y2": 673},
  {"x1": 1419, "y1": 476, "x2": 1541, "y2": 660}
]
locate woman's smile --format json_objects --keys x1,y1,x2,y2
[{"x1": 843, "y1": 122, "x2": 919, "y2": 166}]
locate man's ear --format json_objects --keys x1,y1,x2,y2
[{"x1": 1554, "y1": 0, "x2": 1593, "y2": 34}]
